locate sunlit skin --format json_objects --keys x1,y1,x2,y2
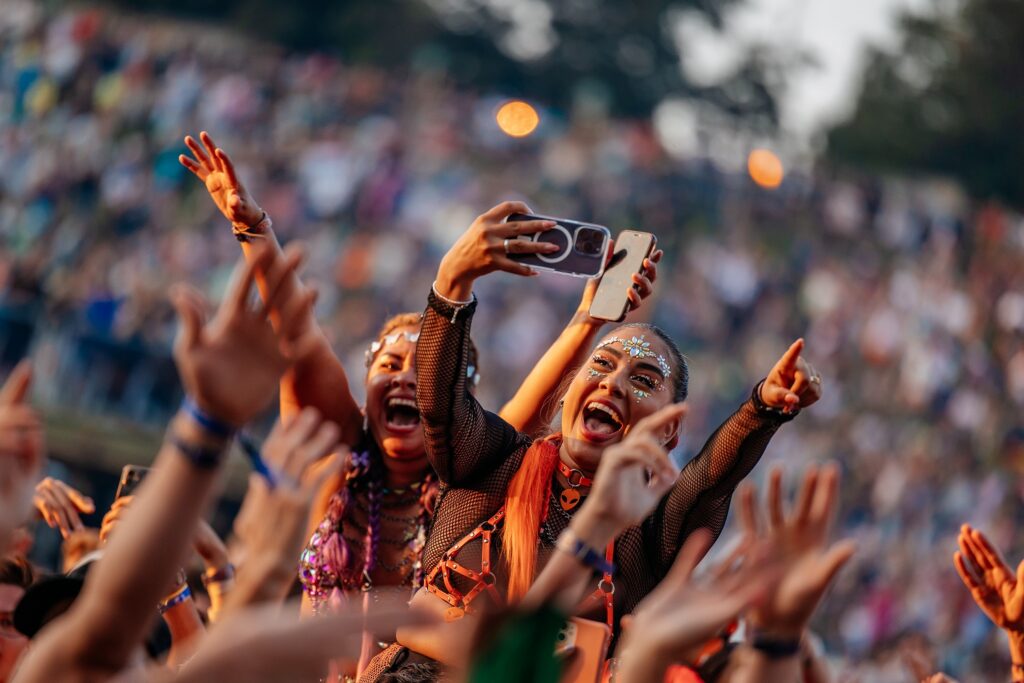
[
  {"x1": 0, "y1": 584, "x2": 27, "y2": 682},
  {"x1": 363, "y1": 325, "x2": 428, "y2": 486},
  {"x1": 559, "y1": 325, "x2": 681, "y2": 475}
]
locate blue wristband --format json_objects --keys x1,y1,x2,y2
[
  {"x1": 182, "y1": 397, "x2": 235, "y2": 439},
  {"x1": 158, "y1": 585, "x2": 192, "y2": 614},
  {"x1": 237, "y1": 433, "x2": 278, "y2": 489},
  {"x1": 169, "y1": 434, "x2": 225, "y2": 469},
  {"x1": 556, "y1": 532, "x2": 616, "y2": 575}
]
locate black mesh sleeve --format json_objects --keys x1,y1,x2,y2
[
  {"x1": 649, "y1": 383, "x2": 795, "y2": 572},
  {"x1": 416, "y1": 289, "x2": 524, "y2": 486}
]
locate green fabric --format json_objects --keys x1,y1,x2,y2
[{"x1": 467, "y1": 606, "x2": 565, "y2": 683}]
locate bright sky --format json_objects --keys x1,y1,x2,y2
[{"x1": 676, "y1": 0, "x2": 932, "y2": 139}]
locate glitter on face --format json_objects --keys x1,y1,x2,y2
[
  {"x1": 596, "y1": 334, "x2": 672, "y2": 385},
  {"x1": 633, "y1": 388, "x2": 651, "y2": 403}
]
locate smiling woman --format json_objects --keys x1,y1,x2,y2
[{"x1": 360, "y1": 202, "x2": 823, "y2": 682}]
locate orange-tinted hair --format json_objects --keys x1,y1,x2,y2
[{"x1": 503, "y1": 435, "x2": 560, "y2": 602}]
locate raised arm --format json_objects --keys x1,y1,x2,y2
[
  {"x1": 421, "y1": 201, "x2": 557, "y2": 484},
  {"x1": 13, "y1": 246, "x2": 322, "y2": 681},
  {"x1": 499, "y1": 250, "x2": 662, "y2": 436},
  {"x1": 179, "y1": 132, "x2": 361, "y2": 443},
  {"x1": 651, "y1": 339, "x2": 823, "y2": 570}
]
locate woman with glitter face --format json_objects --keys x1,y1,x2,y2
[{"x1": 360, "y1": 201, "x2": 824, "y2": 681}]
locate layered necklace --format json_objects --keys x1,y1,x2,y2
[{"x1": 298, "y1": 450, "x2": 433, "y2": 613}]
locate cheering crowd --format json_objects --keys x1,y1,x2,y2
[{"x1": 5, "y1": 1, "x2": 1024, "y2": 682}]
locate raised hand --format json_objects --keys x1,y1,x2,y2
[
  {"x1": 226, "y1": 408, "x2": 343, "y2": 611},
  {"x1": 574, "y1": 402, "x2": 686, "y2": 538},
  {"x1": 616, "y1": 529, "x2": 773, "y2": 681},
  {"x1": 740, "y1": 464, "x2": 856, "y2": 639},
  {"x1": 954, "y1": 524, "x2": 1024, "y2": 633},
  {"x1": 180, "y1": 131, "x2": 264, "y2": 229},
  {"x1": 170, "y1": 244, "x2": 319, "y2": 428},
  {"x1": 759, "y1": 339, "x2": 823, "y2": 412},
  {"x1": 34, "y1": 477, "x2": 95, "y2": 539},
  {"x1": 434, "y1": 201, "x2": 560, "y2": 300},
  {"x1": 0, "y1": 361, "x2": 44, "y2": 546}
]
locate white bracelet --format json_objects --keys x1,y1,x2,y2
[{"x1": 431, "y1": 281, "x2": 475, "y2": 323}]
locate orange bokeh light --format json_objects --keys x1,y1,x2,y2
[
  {"x1": 747, "y1": 149, "x2": 784, "y2": 189},
  {"x1": 496, "y1": 100, "x2": 539, "y2": 138}
]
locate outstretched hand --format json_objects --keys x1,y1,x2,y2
[
  {"x1": 227, "y1": 408, "x2": 343, "y2": 611},
  {"x1": 955, "y1": 524, "x2": 1024, "y2": 635},
  {"x1": 0, "y1": 361, "x2": 44, "y2": 546},
  {"x1": 617, "y1": 529, "x2": 774, "y2": 677},
  {"x1": 740, "y1": 464, "x2": 856, "y2": 639},
  {"x1": 180, "y1": 131, "x2": 264, "y2": 228},
  {"x1": 760, "y1": 339, "x2": 823, "y2": 412},
  {"x1": 34, "y1": 477, "x2": 95, "y2": 539},
  {"x1": 171, "y1": 244, "x2": 319, "y2": 428}
]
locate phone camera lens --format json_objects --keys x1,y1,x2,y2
[{"x1": 574, "y1": 227, "x2": 605, "y2": 256}]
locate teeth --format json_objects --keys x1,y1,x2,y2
[
  {"x1": 586, "y1": 402, "x2": 622, "y2": 425},
  {"x1": 387, "y1": 398, "x2": 417, "y2": 409}
]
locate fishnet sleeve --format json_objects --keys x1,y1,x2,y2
[
  {"x1": 650, "y1": 382, "x2": 795, "y2": 571},
  {"x1": 416, "y1": 289, "x2": 523, "y2": 486}
]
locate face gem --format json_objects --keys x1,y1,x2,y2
[
  {"x1": 588, "y1": 368, "x2": 603, "y2": 380},
  {"x1": 633, "y1": 388, "x2": 651, "y2": 403}
]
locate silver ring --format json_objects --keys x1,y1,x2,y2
[
  {"x1": 811, "y1": 375, "x2": 821, "y2": 384},
  {"x1": 503, "y1": 238, "x2": 512, "y2": 255}
]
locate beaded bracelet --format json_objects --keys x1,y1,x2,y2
[
  {"x1": 232, "y1": 212, "x2": 273, "y2": 243},
  {"x1": 158, "y1": 584, "x2": 192, "y2": 614},
  {"x1": 555, "y1": 529, "x2": 615, "y2": 575},
  {"x1": 750, "y1": 380, "x2": 799, "y2": 421},
  {"x1": 182, "y1": 397, "x2": 235, "y2": 439}
]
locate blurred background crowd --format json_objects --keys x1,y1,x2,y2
[{"x1": 2, "y1": 0, "x2": 1023, "y2": 680}]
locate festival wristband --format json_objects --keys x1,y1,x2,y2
[
  {"x1": 169, "y1": 433, "x2": 227, "y2": 469},
  {"x1": 182, "y1": 396, "x2": 235, "y2": 439},
  {"x1": 555, "y1": 529, "x2": 616, "y2": 576},
  {"x1": 158, "y1": 584, "x2": 193, "y2": 614},
  {"x1": 750, "y1": 633, "x2": 801, "y2": 659},
  {"x1": 237, "y1": 433, "x2": 279, "y2": 489}
]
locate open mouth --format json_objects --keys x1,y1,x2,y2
[
  {"x1": 383, "y1": 397, "x2": 420, "y2": 434},
  {"x1": 580, "y1": 400, "x2": 624, "y2": 441}
]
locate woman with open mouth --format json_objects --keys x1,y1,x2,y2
[
  {"x1": 360, "y1": 201, "x2": 823, "y2": 681},
  {"x1": 179, "y1": 134, "x2": 661, "y2": 677}
]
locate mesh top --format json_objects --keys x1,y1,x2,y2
[{"x1": 360, "y1": 290, "x2": 794, "y2": 682}]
